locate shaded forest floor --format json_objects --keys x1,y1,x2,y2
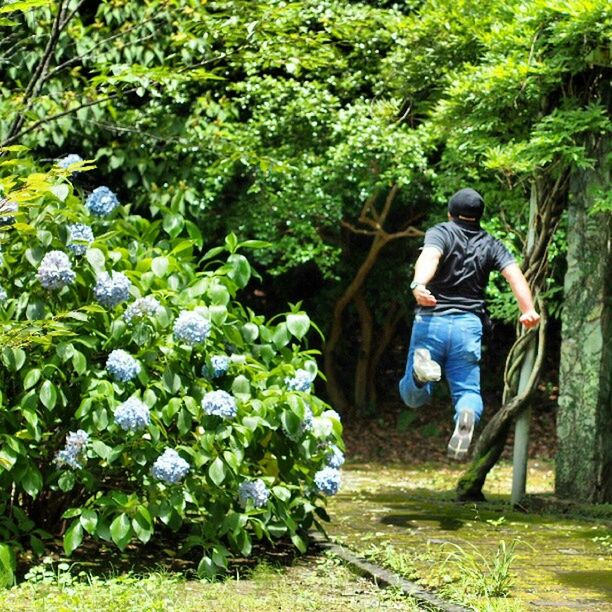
[{"x1": 342, "y1": 397, "x2": 557, "y2": 466}]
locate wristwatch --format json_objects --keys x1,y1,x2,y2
[{"x1": 410, "y1": 281, "x2": 424, "y2": 290}]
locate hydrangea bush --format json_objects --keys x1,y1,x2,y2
[{"x1": 0, "y1": 155, "x2": 343, "y2": 581}]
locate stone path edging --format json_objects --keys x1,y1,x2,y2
[{"x1": 311, "y1": 532, "x2": 471, "y2": 612}]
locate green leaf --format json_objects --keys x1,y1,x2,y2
[
  {"x1": 272, "y1": 323, "x2": 290, "y2": 349},
  {"x1": 163, "y1": 212, "x2": 184, "y2": 238},
  {"x1": 231, "y1": 375, "x2": 251, "y2": 401},
  {"x1": 86, "y1": 248, "x2": 106, "y2": 271},
  {"x1": 286, "y1": 313, "x2": 310, "y2": 340},
  {"x1": 224, "y1": 233, "x2": 238, "y2": 253},
  {"x1": 0, "y1": 544, "x2": 15, "y2": 589},
  {"x1": 58, "y1": 470, "x2": 76, "y2": 492},
  {"x1": 151, "y1": 256, "x2": 169, "y2": 277},
  {"x1": 2, "y1": 347, "x2": 26, "y2": 372},
  {"x1": 63, "y1": 520, "x2": 83, "y2": 556},
  {"x1": 291, "y1": 533, "x2": 307, "y2": 554},
  {"x1": 110, "y1": 513, "x2": 132, "y2": 550},
  {"x1": 23, "y1": 368, "x2": 41, "y2": 390},
  {"x1": 80, "y1": 509, "x2": 98, "y2": 535},
  {"x1": 281, "y1": 409, "x2": 300, "y2": 438},
  {"x1": 241, "y1": 322, "x2": 259, "y2": 342},
  {"x1": 72, "y1": 350, "x2": 87, "y2": 375},
  {"x1": 272, "y1": 486, "x2": 291, "y2": 502},
  {"x1": 208, "y1": 457, "x2": 226, "y2": 486},
  {"x1": 197, "y1": 555, "x2": 217, "y2": 579},
  {"x1": 91, "y1": 440, "x2": 112, "y2": 461},
  {"x1": 50, "y1": 184, "x2": 69, "y2": 202},
  {"x1": 21, "y1": 465, "x2": 43, "y2": 498},
  {"x1": 132, "y1": 506, "x2": 153, "y2": 544},
  {"x1": 39, "y1": 380, "x2": 57, "y2": 410},
  {"x1": 227, "y1": 254, "x2": 251, "y2": 288}
]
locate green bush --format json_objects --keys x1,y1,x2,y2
[{"x1": 0, "y1": 151, "x2": 343, "y2": 582}]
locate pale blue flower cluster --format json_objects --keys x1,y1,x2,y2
[
  {"x1": 285, "y1": 368, "x2": 315, "y2": 392},
  {"x1": 114, "y1": 397, "x2": 150, "y2": 432},
  {"x1": 238, "y1": 479, "x2": 270, "y2": 508},
  {"x1": 37, "y1": 250, "x2": 76, "y2": 290},
  {"x1": 202, "y1": 355, "x2": 230, "y2": 379},
  {"x1": 151, "y1": 448, "x2": 190, "y2": 484},
  {"x1": 173, "y1": 310, "x2": 211, "y2": 345},
  {"x1": 67, "y1": 223, "x2": 94, "y2": 255},
  {"x1": 86, "y1": 186, "x2": 119, "y2": 217},
  {"x1": 0, "y1": 199, "x2": 17, "y2": 226},
  {"x1": 106, "y1": 349, "x2": 141, "y2": 382},
  {"x1": 0, "y1": 286, "x2": 7, "y2": 302},
  {"x1": 326, "y1": 445, "x2": 345, "y2": 469},
  {"x1": 201, "y1": 390, "x2": 237, "y2": 418},
  {"x1": 57, "y1": 153, "x2": 83, "y2": 170},
  {"x1": 55, "y1": 430, "x2": 89, "y2": 469},
  {"x1": 314, "y1": 467, "x2": 341, "y2": 496},
  {"x1": 94, "y1": 271, "x2": 131, "y2": 308},
  {"x1": 124, "y1": 296, "x2": 162, "y2": 324}
]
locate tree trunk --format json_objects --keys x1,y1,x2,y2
[
  {"x1": 353, "y1": 289, "x2": 374, "y2": 414},
  {"x1": 556, "y1": 130, "x2": 611, "y2": 503}
]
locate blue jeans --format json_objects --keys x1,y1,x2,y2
[{"x1": 398, "y1": 312, "x2": 484, "y2": 422}]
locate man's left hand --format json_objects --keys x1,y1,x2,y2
[{"x1": 519, "y1": 309, "x2": 540, "y2": 329}]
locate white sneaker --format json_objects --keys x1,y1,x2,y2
[
  {"x1": 447, "y1": 410, "x2": 476, "y2": 460},
  {"x1": 413, "y1": 348, "x2": 441, "y2": 384}
]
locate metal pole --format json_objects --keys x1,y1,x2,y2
[{"x1": 511, "y1": 181, "x2": 538, "y2": 505}]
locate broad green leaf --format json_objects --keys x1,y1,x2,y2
[
  {"x1": 227, "y1": 254, "x2": 251, "y2": 288},
  {"x1": 151, "y1": 256, "x2": 169, "y2": 277},
  {"x1": 63, "y1": 521, "x2": 83, "y2": 556},
  {"x1": 23, "y1": 368, "x2": 41, "y2": 390},
  {"x1": 39, "y1": 380, "x2": 57, "y2": 410},
  {"x1": 286, "y1": 313, "x2": 310, "y2": 339},
  {"x1": 110, "y1": 513, "x2": 131, "y2": 550},
  {"x1": 86, "y1": 248, "x2": 106, "y2": 271},
  {"x1": 21, "y1": 465, "x2": 42, "y2": 498},
  {"x1": 208, "y1": 457, "x2": 226, "y2": 486},
  {"x1": 80, "y1": 509, "x2": 98, "y2": 535}
]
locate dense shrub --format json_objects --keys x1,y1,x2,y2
[{"x1": 0, "y1": 153, "x2": 343, "y2": 583}]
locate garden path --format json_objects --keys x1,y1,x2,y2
[{"x1": 326, "y1": 461, "x2": 612, "y2": 611}]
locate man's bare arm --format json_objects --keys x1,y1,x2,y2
[
  {"x1": 501, "y1": 263, "x2": 540, "y2": 329},
  {"x1": 412, "y1": 246, "x2": 442, "y2": 307}
]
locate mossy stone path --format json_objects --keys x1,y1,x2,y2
[{"x1": 326, "y1": 461, "x2": 612, "y2": 610}]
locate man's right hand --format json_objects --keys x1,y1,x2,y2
[
  {"x1": 413, "y1": 285, "x2": 437, "y2": 307},
  {"x1": 519, "y1": 309, "x2": 540, "y2": 329}
]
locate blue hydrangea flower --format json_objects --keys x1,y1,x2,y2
[
  {"x1": 314, "y1": 467, "x2": 341, "y2": 496},
  {"x1": 285, "y1": 368, "x2": 315, "y2": 392},
  {"x1": 114, "y1": 397, "x2": 150, "y2": 432},
  {"x1": 238, "y1": 479, "x2": 270, "y2": 509},
  {"x1": 0, "y1": 286, "x2": 7, "y2": 302},
  {"x1": 202, "y1": 355, "x2": 230, "y2": 379},
  {"x1": 0, "y1": 198, "x2": 18, "y2": 226},
  {"x1": 67, "y1": 223, "x2": 94, "y2": 256},
  {"x1": 94, "y1": 271, "x2": 131, "y2": 308},
  {"x1": 106, "y1": 349, "x2": 141, "y2": 382},
  {"x1": 54, "y1": 429, "x2": 89, "y2": 470},
  {"x1": 124, "y1": 296, "x2": 162, "y2": 324},
  {"x1": 151, "y1": 448, "x2": 190, "y2": 484},
  {"x1": 86, "y1": 186, "x2": 120, "y2": 217},
  {"x1": 57, "y1": 153, "x2": 83, "y2": 170},
  {"x1": 326, "y1": 445, "x2": 345, "y2": 469},
  {"x1": 37, "y1": 250, "x2": 76, "y2": 290},
  {"x1": 201, "y1": 390, "x2": 237, "y2": 419},
  {"x1": 173, "y1": 310, "x2": 211, "y2": 345}
]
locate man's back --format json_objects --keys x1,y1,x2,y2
[{"x1": 416, "y1": 220, "x2": 515, "y2": 315}]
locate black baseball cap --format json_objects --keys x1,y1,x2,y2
[{"x1": 448, "y1": 188, "x2": 485, "y2": 220}]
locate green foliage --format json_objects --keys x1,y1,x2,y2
[{"x1": 0, "y1": 153, "x2": 343, "y2": 578}]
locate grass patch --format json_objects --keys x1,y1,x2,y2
[{"x1": 0, "y1": 550, "x2": 419, "y2": 611}]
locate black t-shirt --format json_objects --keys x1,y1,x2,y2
[{"x1": 416, "y1": 220, "x2": 515, "y2": 315}]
